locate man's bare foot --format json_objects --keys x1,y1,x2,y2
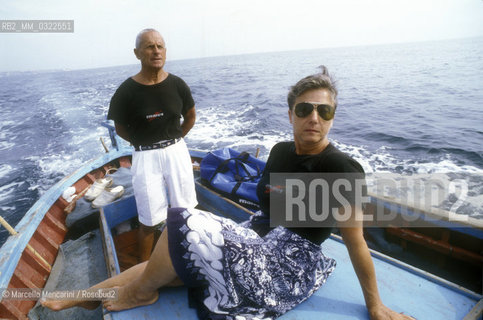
[
  {"x1": 103, "y1": 285, "x2": 158, "y2": 311},
  {"x1": 40, "y1": 298, "x2": 100, "y2": 311}
]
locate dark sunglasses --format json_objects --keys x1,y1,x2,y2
[{"x1": 294, "y1": 102, "x2": 335, "y2": 120}]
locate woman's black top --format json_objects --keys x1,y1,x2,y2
[{"x1": 254, "y1": 141, "x2": 365, "y2": 245}]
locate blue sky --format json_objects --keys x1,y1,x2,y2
[{"x1": 1, "y1": 0, "x2": 482, "y2": 72}]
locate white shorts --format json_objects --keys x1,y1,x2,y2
[{"x1": 131, "y1": 138, "x2": 198, "y2": 226}]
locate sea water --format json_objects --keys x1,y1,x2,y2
[{"x1": 0, "y1": 37, "x2": 482, "y2": 243}]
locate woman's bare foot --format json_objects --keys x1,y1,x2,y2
[
  {"x1": 40, "y1": 297, "x2": 100, "y2": 311},
  {"x1": 103, "y1": 285, "x2": 158, "y2": 311}
]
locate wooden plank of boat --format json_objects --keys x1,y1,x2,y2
[{"x1": 99, "y1": 189, "x2": 482, "y2": 320}]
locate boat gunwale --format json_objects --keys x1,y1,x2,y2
[
  {"x1": 367, "y1": 191, "x2": 483, "y2": 234},
  {"x1": 0, "y1": 146, "x2": 132, "y2": 291}
]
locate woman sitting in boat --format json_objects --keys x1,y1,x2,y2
[{"x1": 42, "y1": 67, "x2": 413, "y2": 320}]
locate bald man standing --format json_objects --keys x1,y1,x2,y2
[{"x1": 107, "y1": 28, "x2": 197, "y2": 262}]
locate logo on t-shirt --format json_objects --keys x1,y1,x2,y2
[{"x1": 146, "y1": 111, "x2": 164, "y2": 122}]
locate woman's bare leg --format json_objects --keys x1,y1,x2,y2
[
  {"x1": 41, "y1": 261, "x2": 149, "y2": 311},
  {"x1": 102, "y1": 227, "x2": 178, "y2": 311},
  {"x1": 103, "y1": 227, "x2": 178, "y2": 311},
  {"x1": 42, "y1": 226, "x2": 179, "y2": 312}
]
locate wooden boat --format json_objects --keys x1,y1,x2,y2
[{"x1": 0, "y1": 123, "x2": 481, "y2": 319}]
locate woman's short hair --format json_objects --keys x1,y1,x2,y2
[{"x1": 287, "y1": 65, "x2": 338, "y2": 110}]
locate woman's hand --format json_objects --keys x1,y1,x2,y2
[{"x1": 369, "y1": 304, "x2": 416, "y2": 320}]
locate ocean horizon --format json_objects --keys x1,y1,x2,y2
[{"x1": 0, "y1": 36, "x2": 482, "y2": 243}]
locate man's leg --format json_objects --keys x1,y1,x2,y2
[
  {"x1": 164, "y1": 139, "x2": 198, "y2": 208},
  {"x1": 132, "y1": 149, "x2": 168, "y2": 262},
  {"x1": 137, "y1": 223, "x2": 161, "y2": 262}
]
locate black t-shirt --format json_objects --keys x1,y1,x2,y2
[
  {"x1": 107, "y1": 74, "x2": 194, "y2": 146},
  {"x1": 255, "y1": 141, "x2": 365, "y2": 245}
]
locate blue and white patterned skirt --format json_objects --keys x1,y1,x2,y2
[{"x1": 167, "y1": 208, "x2": 336, "y2": 320}]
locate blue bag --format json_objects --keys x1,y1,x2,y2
[{"x1": 200, "y1": 148, "x2": 266, "y2": 211}]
